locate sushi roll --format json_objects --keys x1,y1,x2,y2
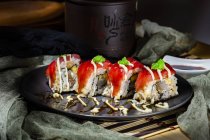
[
  {"x1": 77, "y1": 55, "x2": 111, "y2": 97},
  {"x1": 134, "y1": 59, "x2": 178, "y2": 104},
  {"x1": 102, "y1": 57, "x2": 144, "y2": 100},
  {"x1": 46, "y1": 54, "x2": 81, "y2": 93}
]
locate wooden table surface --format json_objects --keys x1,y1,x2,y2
[
  {"x1": 188, "y1": 43, "x2": 210, "y2": 58},
  {"x1": 145, "y1": 128, "x2": 189, "y2": 140}
]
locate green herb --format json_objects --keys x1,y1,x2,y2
[
  {"x1": 118, "y1": 57, "x2": 130, "y2": 65},
  {"x1": 151, "y1": 59, "x2": 165, "y2": 70},
  {"x1": 92, "y1": 55, "x2": 106, "y2": 63}
]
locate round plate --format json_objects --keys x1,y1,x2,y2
[{"x1": 20, "y1": 66, "x2": 193, "y2": 121}]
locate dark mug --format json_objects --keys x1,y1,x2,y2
[{"x1": 65, "y1": 0, "x2": 137, "y2": 58}]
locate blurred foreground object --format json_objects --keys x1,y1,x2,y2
[
  {"x1": 135, "y1": 19, "x2": 196, "y2": 65},
  {"x1": 136, "y1": 0, "x2": 210, "y2": 45},
  {"x1": 0, "y1": 1, "x2": 64, "y2": 28}
]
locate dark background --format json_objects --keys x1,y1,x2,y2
[
  {"x1": 137, "y1": 0, "x2": 200, "y2": 32},
  {"x1": 137, "y1": 0, "x2": 210, "y2": 44}
]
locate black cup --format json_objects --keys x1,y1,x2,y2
[{"x1": 65, "y1": 0, "x2": 137, "y2": 59}]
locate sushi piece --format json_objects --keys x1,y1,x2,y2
[
  {"x1": 134, "y1": 59, "x2": 178, "y2": 104},
  {"x1": 46, "y1": 54, "x2": 81, "y2": 93},
  {"x1": 77, "y1": 55, "x2": 111, "y2": 97},
  {"x1": 102, "y1": 57, "x2": 144, "y2": 100}
]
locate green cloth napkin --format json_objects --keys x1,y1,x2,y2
[
  {"x1": 0, "y1": 56, "x2": 138, "y2": 140},
  {"x1": 135, "y1": 19, "x2": 195, "y2": 65},
  {"x1": 177, "y1": 73, "x2": 210, "y2": 140}
]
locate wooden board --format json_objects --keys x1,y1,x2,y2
[
  {"x1": 145, "y1": 127, "x2": 189, "y2": 140},
  {"x1": 189, "y1": 43, "x2": 210, "y2": 58},
  {"x1": 0, "y1": 1, "x2": 64, "y2": 26}
]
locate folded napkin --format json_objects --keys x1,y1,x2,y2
[
  {"x1": 135, "y1": 19, "x2": 195, "y2": 65},
  {"x1": 177, "y1": 73, "x2": 210, "y2": 140}
]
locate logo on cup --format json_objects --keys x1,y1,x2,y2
[{"x1": 104, "y1": 9, "x2": 135, "y2": 45}]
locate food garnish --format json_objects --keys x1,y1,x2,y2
[
  {"x1": 151, "y1": 59, "x2": 165, "y2": 70},
  {"x1": 131, "y1": 103, "x2": 152, "y2": 113},
  {"x1": 119, "y1": 106, "x2": 128, "y2": 115},
  {"x1": 90, "y1": 97, "x2": 100, "y2": 106},
  {"x1": 118, "y1": 57, "x2": 130, "y2": 65},
  {"x1": 105, "y1": 100, "x2": 118, "y2": 111},
  {"x1": 66, "y1": 95, "x2": 73, "y2": 102},
  {"x1": 155, "y1": 102, "x2": 169, "y2": 109},
  {"x1": 92, "y1": 55, "x2": 106, "y2": 63},
  {"x1": 90, "y1": 107, "x2": 100, "y2": 113},
  {"x1": 52, "y1": 93, "x2": 63, "y2": 99},
  {"x1": 77, "y1": 95, "x2": 87, "y2": 106}
]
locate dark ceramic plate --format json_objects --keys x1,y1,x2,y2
[{"x1": 20, "y1": 66, "x2": 193, "y2": 121}]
